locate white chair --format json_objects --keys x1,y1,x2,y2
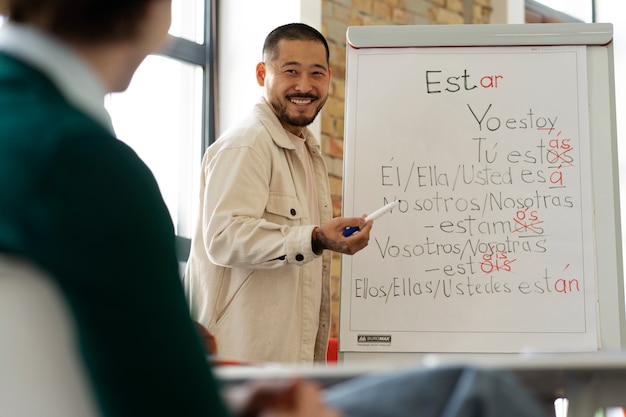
[{"x1": 0, "y1": 254, "x2": 101, "y2": 417}]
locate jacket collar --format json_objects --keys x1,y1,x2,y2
[{"x1": 254, "y1": 97, "x2": 320, "y2": 151}]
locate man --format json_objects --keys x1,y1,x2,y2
[
  {"x1": 0, "y1": 1, "x2": 231, "y2": 416},
  {"x1": 184, "y1": 23, "x2": 372, "y2": 363}
]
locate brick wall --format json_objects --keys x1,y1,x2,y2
[{"x1": 320, "y1": 0, "x2": 492, "y2": 338}]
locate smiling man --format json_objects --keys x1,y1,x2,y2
[{"x1": 184, "y1": 23, "x2": 372, "y2": 364}]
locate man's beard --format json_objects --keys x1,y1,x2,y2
[{"x1": 271, "y1": 95, "x2": 327, "y2": 127}]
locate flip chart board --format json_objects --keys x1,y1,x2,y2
[{"x1": 340, "y1": 23, "x2": 624, "y2": 355}]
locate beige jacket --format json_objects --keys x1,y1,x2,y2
[{"x1": 184, "y1": 99, "x2": 332, "y2": 363}]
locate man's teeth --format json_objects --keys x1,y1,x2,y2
[{"x1": 291, "y1": 98, "x2": 312, "y2": 105}]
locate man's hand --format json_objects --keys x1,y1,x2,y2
[{"x1": 312, "y1": 216, "x2": 372, "y2": 255}]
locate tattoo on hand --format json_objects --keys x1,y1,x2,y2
[{"x1": 314, "y1": 228, "x2": 349, "y2": 254}]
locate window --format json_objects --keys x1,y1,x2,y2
[
  {"x1": 105, "y1": 57, "x2": 203, "y2": 238},
  {"x1": 169, "y1": 0, "x2": 205, "y2": 43},
  {"x1": 105, "y1": 0, "x2": 212, "y2": 242}
]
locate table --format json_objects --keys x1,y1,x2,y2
[{"x1": 214, "y1": 352, "x2": 626, "y2": 417}]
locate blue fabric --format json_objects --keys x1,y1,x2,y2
[{"x1": 325, "y1": 365, "x2": 549, "y2": 417}]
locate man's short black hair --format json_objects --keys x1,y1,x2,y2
[{"x1": 262, "y1": 22, "x2": 329, "y2": 65}]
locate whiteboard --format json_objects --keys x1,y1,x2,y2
[{"x1": 340, "y1": 23, "x2": 625, "y2": 357}]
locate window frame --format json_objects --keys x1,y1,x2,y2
[
  {"x1": 158, "y1": 1, "x2": 217, "y2": 152},
  {"x1": 152, "y1": 1, "x2": 216, "y2": 259}
]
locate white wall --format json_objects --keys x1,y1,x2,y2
[{"x1": 490, "y1": 0, "x2": 525, "y2": 23}]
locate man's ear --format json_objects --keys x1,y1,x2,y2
[{"x1": 256, "y1": 62, "x2": 266, "y2": 86}]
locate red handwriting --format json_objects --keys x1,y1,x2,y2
[
  {"x1": 512, "y1": 207, "x2": 544, "y2": 234},
  {"x1": 480, "y1": 248, "x2": 516, "y2": 274},
  {"x1": 545, "y1": 130, "x2": 575, "y2": 187},
  {"x1": 554, "y1": 264, "x2": 580, "y2": 294}
]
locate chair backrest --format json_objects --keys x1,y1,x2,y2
[{"x1": 0, "y1": 254, "x2": 101, "y2": 417}]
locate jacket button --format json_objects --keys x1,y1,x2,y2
[
  {"x1": 290, "y1": 208, "x2": 296, "y2": 216},
  {"x1": 296, "y1": 254, "x2": 304, "y2": 261}
]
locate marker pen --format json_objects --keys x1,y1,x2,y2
[{"x1": 343, "y1": 201, "x2": 399, "y2": 237}]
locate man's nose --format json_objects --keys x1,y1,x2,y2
[{"x1": 294, "y1": 75, "x2": 314, "y2": 92}]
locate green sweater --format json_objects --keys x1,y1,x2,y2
[{"x1": 0, "y1": 53, "x2": 230, "y2": 417}]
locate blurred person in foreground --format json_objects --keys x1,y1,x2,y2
[{"x1": 0, "y1": 2, "x2": 336, "y2": 416}]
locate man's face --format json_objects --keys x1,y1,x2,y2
[{"x1": 257, "y1": 39, "x2": 330, "y2": 136}]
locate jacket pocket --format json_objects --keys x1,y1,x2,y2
[
  {"x1": 265, "y1": 193, "x2": 303, "y2": 225},
  {"x1": 214, "y1": 270, "x2": 255, "y2": 326}
]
